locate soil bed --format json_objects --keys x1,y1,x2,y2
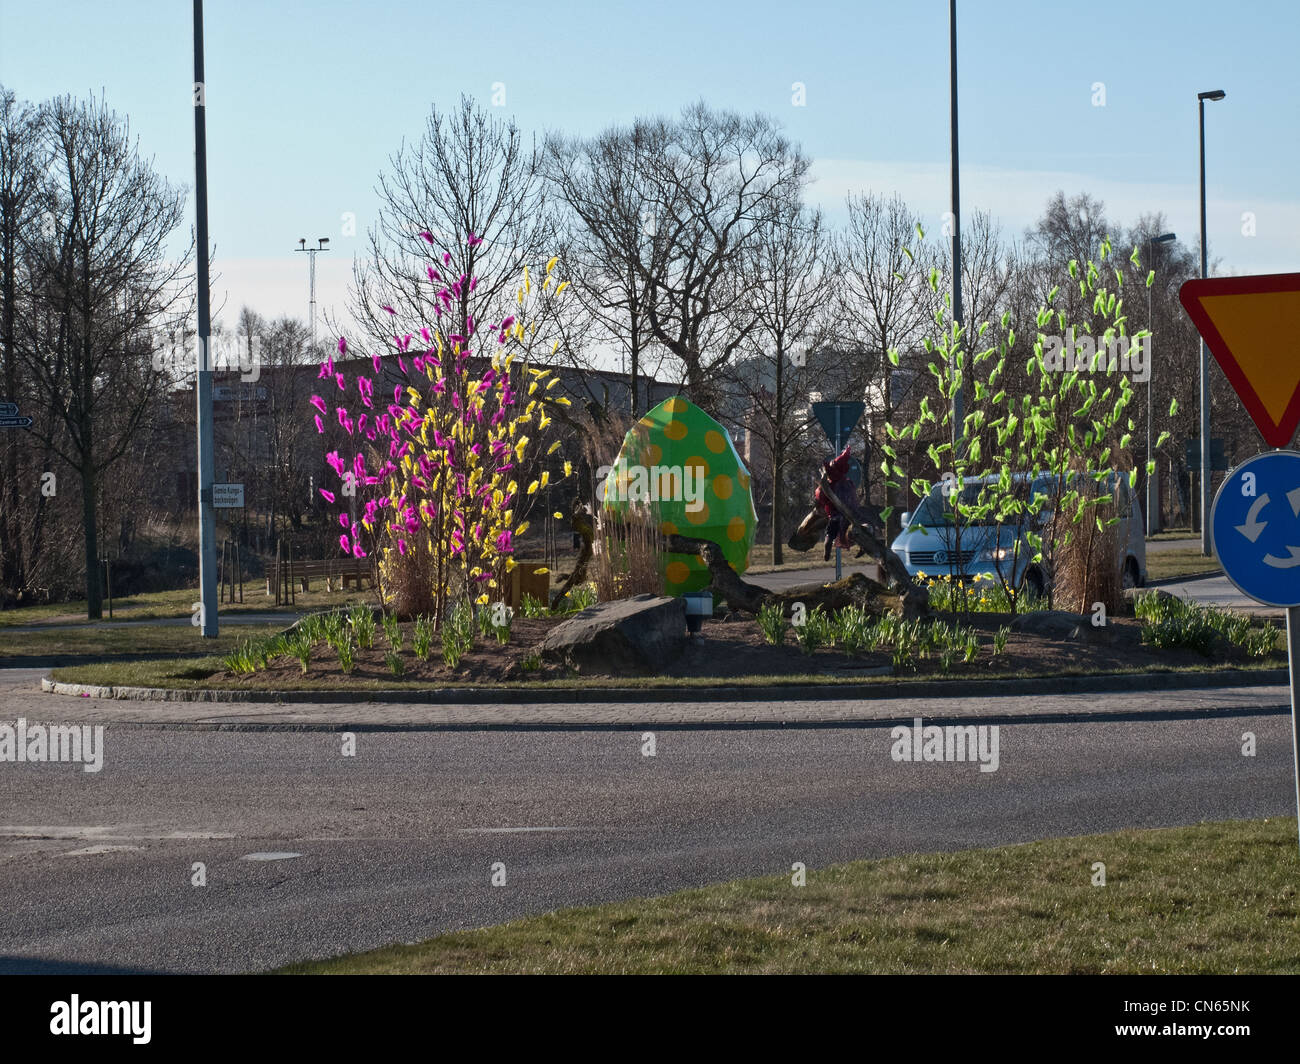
[{"x1": 206, "y1": 610, "x2": 1283, "y2": 689}]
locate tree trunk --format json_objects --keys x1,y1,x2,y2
[
  {"x1": 80, "y1": 460, "x2": 102, "y2": 619},
  {"x1": 770, "y1": 440, "x2": 784, "y2": 566}
]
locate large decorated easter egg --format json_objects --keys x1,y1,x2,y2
[{"x1": 602, "y1": 396, "x2": 757, "y2": 594}]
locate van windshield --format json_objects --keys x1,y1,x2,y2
[{"x1": 909, "y1": 478, "x2": 1054, "y2": 528}]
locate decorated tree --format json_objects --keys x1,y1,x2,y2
[{"x1": 310, "y1": 234, "x2": 573, "y2": 624}]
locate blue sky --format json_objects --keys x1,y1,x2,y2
[{"x1": 2, "y1": 0, "x2": 1295, "y2": 332}]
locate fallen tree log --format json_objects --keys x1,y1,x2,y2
[
  {"x1": 663, "y1": 533, "x2": 900, "y2": 617},
  {"x1": 812, "y1": 474, "x2": 927, "y2": 617}
]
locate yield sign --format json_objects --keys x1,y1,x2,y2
[{"x1": 1179, "y1": 272, "x2": 1300, "y2": 448}]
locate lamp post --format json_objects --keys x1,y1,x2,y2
[
  {"x1": 295, "y1": 237, "x2": 330, "y2": 352},
  {"x1": 193, "y1": 0, "x2": 217, "y2": 638},
  {"x1": 1146, "y1": 231, "x2": 1176, "y2": 536},
  {"x1": 1197, "y1": 89, "x2": 1226, "y2": 554},
  {"x1": 948, "y1": 0, "x2": 964, "y2": 447}
]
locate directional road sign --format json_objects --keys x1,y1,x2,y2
[
  {"x1": 1180, "y1": 273, "x2": 1300, "y2": 447},
  {"x1": 1212, "y1": 450, "x2": 1300, "y2": 608},
  {"x1": 0, "y1": 415, "x2": 32, "y2": 429},
  {"x1": 811, "y1": 401, "x2": 864, "y2": 452},
  {"x1": 0, "y1": 401, "x2": 17, "y2": 416}
]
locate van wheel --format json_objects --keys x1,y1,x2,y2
[{"x1": 1122, "y1": 558, "x2": 1141, "y2": 590}]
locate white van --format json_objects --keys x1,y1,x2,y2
[{"x1": 890, "y1": 472, "x2": 1148, "y2": 594}]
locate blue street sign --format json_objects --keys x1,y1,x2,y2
[
  {"x1": 0, "y1": 401, "x2": 17, "y2": 416},
  {"x1": 1211, "y1": 450, "x2": 1300, "y2": 608},
  {"x1": 812, "y1": 401, "x2": 864, "y2": 452},
  {"x1": 0, "y1": 415, "x2": 32, "y2": 429}
]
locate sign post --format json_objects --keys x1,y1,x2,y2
[
  {"x1": 1182, "y1": 272, "x2": 1300, "y2": 852},
  {"x1": 811, "y1": 401, "x2": 865, "y2": 580},
  {"x1": 0, "y1": 401, "x2": 31, "y2": 430}
]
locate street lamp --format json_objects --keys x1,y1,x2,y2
[
  {"x1": 1198, "y1": 89, "x2": 1226, "y2": 554},
  {"x1": 295, "y1": 237, "x2": 330, "y2": 352},
  {"x1": 1146, "y1": 231, "x2": 1176, "y2": 536}
]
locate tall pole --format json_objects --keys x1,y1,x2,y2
[
  {"x1": 1146, "y1": 231, "x2": 1175, "y2": 536},
  {"x1": 1147, "y1": 237, "x2": 1155, "y2": 536},
  {"x1": 1198, "y1": 97, "x2": 1213, "y2": 555},
  {"x1": 948, "y1": 0, "x2": 964, "y2": 450},
  {"x1": 193, "y1": 0, "x2": 218, "y2": 638},
  {"x1": 296, "y1": 238, "x2": 329, "y2": 354}
]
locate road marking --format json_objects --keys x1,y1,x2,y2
[
  {"x1": 457, "y1": 827, "x2": 583, "y2": 834},
  {"x1": 60, "y1": 845, "x2": 145, "y2": 857},
  {"x1": 239, "y1": 852, "x2": 304, "y2": 861},
  {"x1": 0, "y1": 826, "x2": 234, "y2": 841}
]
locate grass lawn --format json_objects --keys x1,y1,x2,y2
[
  {"x1": 1, "y1": 622, "x2": 285, "y2": 663},
  {"x1": 1146, "y1": 547, "x2": 1223, "y2": 583},
  {"x1": 276, "y1": 818, "x2": 1300, "y2": 974},
  {"x1": 0, "y1": 583, "x2": 376, "y2": 628}
]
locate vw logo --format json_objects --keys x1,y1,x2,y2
[{"x1": 933, "y1": 550, "x2": 948, "y2": 565}]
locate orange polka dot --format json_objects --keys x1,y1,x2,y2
[
  {"x1": 705, "y1": 430, "x2": 726, "y2": 454},
  {"x1": 664, "y1": 420, "x2": 688, "y2": 441},
  {"x1": 685, "y1": 502, "x2": 710, "y2": 525},
  {"x1": 645, "y1": 443, "x2": 663, "y2": 464},
  {"x1": 712, "y1": 474, "x2": 733, "y2": 499},
  {"x1": 661, "y1": 520, "x2": 678, "y2": 535},
  {"x1": 738, "y1": 472, "x2": 751, "y2": 491},
  {"x1": 665, "y1": 561, "x2": 690, "y2": 585},
  {"x1": 665, "y1": 397, "x2": 687, "y2": 413},
  {"x1": 727, "y1": 516, "x2": 747, "y2": 542},
  {"x1": 684, "y1": 455, "x2": 709, "y2": 477}
]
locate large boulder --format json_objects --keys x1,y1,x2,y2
[
  {"x1": 1011, "y1": 608, "x2": 1140, "y2": 646},
  {"x1": 541, "y1": 594, "x2": 687, "y2": 673}
]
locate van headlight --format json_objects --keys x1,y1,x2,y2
[{"x1": 981, "y1": 547, "x2": 1011, "y2": 562}]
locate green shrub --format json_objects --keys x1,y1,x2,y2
[
  {"x1": 757, "y1": 602, "x2": 788, "y2": 646},
  {"x1": 384, "y1": 649, "x2": 404, "y2": 677},
  {"x1": 222, "y1": 639, "x2": 258, "y2": 675},
  {"x1": 793, "y1": 606, "x2": 830, "y2": 655},
  {"x1": 349, "y1": 605, "x2": 376, "y2": 650},
  {"x1": 834, "y1": 605, "x2": 876, "y2": 656},
  {"x1": 519, "y1": 594, "x2": 548, "y2": 619},
  {"x1": 442, "y1": 600, "x2": 476, "y2": 668},
  {"x1": 412, "y1": 615, "x2": 433, "y2": 661},
  {"x1": 993, "y1": 625, "x2": 1011, "y2": 657},
  {"x1": 382, "y1": 612, "x2": 402, "y2": 651},
  {"x1": 521, "y1": 649, "x2": 542, "y2": 672},
  {"x1": 337, "y1": 635, "x2": 356, "y2": 674},
  {"x1": 289, "y1": 632, "x2": 313, "y2": 675}
]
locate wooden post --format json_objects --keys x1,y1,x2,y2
[
  {"x1": 274, "y1": 539, "x2": 281, "y2": 607},
  {"x1": 105, "y1": 557, "x2": 112, "y2": 620},
  {"x1": 288, "y1": 539, "x2": 295, "y2": 606}
]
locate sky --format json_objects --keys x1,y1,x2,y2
[{"x1": 2, "y1": 0, "x2": 1296, "y2": 339}]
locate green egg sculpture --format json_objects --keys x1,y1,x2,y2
[{"x1": 601, "y1": 396, "x2": 757, "y2": 594}]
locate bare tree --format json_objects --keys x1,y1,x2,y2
[
  {"x1": 0, "y1": 86, "x2": 49, "y2": 601},
  {"x1": 832, "y1": 192, "x2": 935, "y2": 537},
  {"x1": 17, "y1": 94, "x2": 192, "y2": 618},
  {"x1": 727, "y1": 199, "x2": 832, "y2": 562},
  {"x1": 544, "y1": 128, "x2": 664, "y2": 417},
  {"x1": 346, "y1": 95, "x2": 556, "y2": 358},
  {"x1": 553, "y1": 104, "x2": 809, "y2": 411}
]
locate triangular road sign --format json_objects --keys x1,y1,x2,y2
[{"x1": 1179, "y1": 272, "x2": 1300, "y2": 448}]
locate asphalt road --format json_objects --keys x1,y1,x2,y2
[{"x1": 0, "y1": 691, "x2": 1294, "y2": 974}]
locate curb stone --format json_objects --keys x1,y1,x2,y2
[{"x1": 40, "y1": 667, "x2": 1288, "y2": 706}]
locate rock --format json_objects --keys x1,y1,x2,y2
[
  {"x1": 540, "y1": 594, "x2": 687, "y2": 673},
  {"x1": 1012, "y1": 608, "x2": 1139, "y2": 646},
  {"x1": 1124, "y1": 587, "x2": 1178, "y2": 612}
]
